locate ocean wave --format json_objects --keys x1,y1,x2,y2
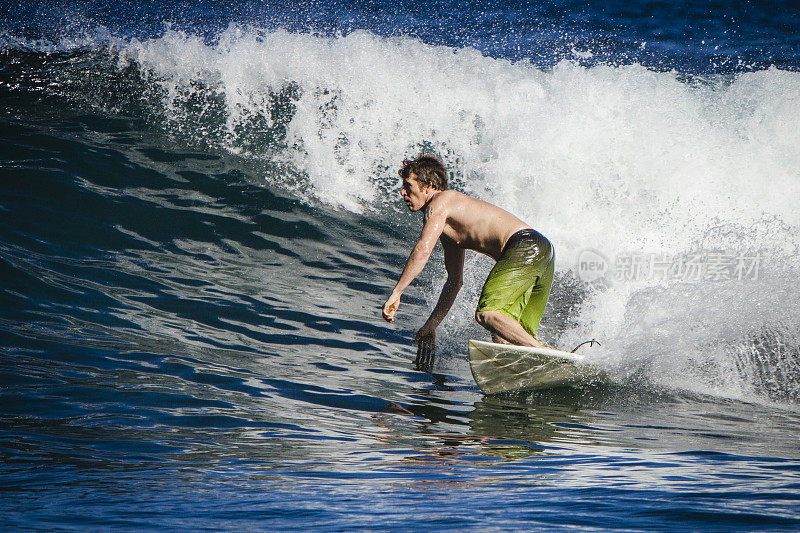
[{"x1": 2, "y1": 26, "x2": 800, "y2": 404}]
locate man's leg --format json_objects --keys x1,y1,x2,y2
[
  {"x1": 476, "y1": 230, "x2": 554, "y2": 348},
  {"x1": 476, "y1": 310, "x2": 550, "y2": 348}
]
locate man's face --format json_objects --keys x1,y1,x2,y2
[{"x1": 401, "y1": 173, "x2": 431, "y2": 212}]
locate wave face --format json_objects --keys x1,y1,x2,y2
[{"x1": 2, "y1": 24, "x2": 800, "y2": 404}]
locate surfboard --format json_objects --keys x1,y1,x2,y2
[{"x1": 468, "y1": 339, "x2": 605, "y2": 394}]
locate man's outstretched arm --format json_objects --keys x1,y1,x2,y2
[{"x1": 382, "y1": 201, "x2": 447, "y2": 322}]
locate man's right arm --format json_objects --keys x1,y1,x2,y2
[
  {"x1": 418, "y1": 239, "x2": 465, "y2": 333},
  {"x1": 413, "y1": 239, "x2": 464, "y2": 370}
]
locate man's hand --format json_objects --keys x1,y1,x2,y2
[
  {"x1": 382, "y1": 291, "x2": 401, "y2": 322},
  {"x1": 414, "y1": 323, "x2": 436, "y2": 371}
]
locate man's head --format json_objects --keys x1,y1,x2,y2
[
  {"x1": 398, "y1": 154, "x2": 448, "y2": 212},
  {"x1": 398, "y1": 154, "x2": 448, "y2": 192}
]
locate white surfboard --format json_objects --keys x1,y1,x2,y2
[{"x1": 468, "y1": 339, "x2": 605, "y2": 394}]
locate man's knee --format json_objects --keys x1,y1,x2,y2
[{"x1": 475, "y1": 310, "x2": 494, "y2": 327}]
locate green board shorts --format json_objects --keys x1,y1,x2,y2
[{"x1": 476, "y1": 229, "x2": 555, "y2": 337}]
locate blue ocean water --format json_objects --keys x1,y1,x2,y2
[{"x1": 2, "y1": 1, "x2": 800, "y2": 530}]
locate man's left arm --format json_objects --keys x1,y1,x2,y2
[{"x1": 382, "y1": 200, "x2": 448, "y2": 322}]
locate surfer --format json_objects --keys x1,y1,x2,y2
[{"x1": 382, "y1": 154, "x2": 555, "y2": 370}]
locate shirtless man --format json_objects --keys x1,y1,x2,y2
[{"x1": 382, "y1": 154, "x2": 555, "y2": 370}]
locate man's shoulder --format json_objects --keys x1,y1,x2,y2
[
  {"x1": 431, "y1": 189, "x2": 468, "y2": 207},
  {"x1": 425, "y1": 190, "x2": 464, "y2": 220}
]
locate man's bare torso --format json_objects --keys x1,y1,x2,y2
[{"x1": 424, "y1": 190, "x2": 529, "y2": 261}]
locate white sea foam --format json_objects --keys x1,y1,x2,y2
[{"x1": 120, "y1": 26, "x2": 800, "y2": 403}]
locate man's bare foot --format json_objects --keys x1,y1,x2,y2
[
  {"x1": 531, "y1": 337, "x2": 557, "y2": 350},
  {"x1": 491, "y1": 334, "x2": 511, "y2": 345}
]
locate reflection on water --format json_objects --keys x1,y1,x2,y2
[{"x1": 468, "y1": 389, "x2": 598, "y2": 459}]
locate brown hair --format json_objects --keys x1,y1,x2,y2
[{"x1": 398, "y1": 153, "x2": 448, "y2": 191}]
